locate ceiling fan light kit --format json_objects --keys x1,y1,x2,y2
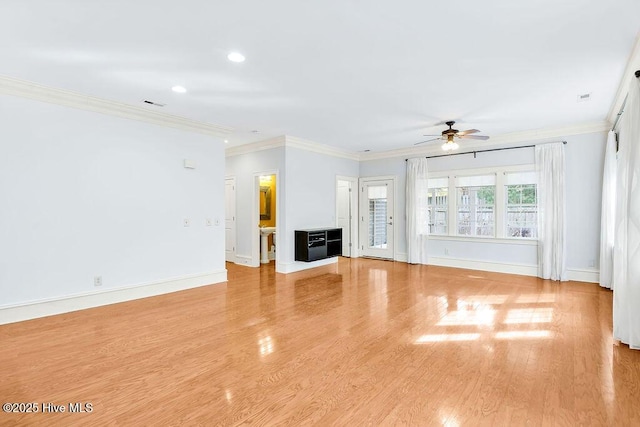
[
  {"x1": 442, "y1": 134, "x2": 459, "y2": 151},
  {"x1": 416, "y1": 120, "x2": 489, "y2": 150}
]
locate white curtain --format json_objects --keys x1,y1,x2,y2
[
  {"x1": 599, "y1": 130, "x2": 617, "y2": 289},
  {"x1": 613, "y1": 76, "x2": 640, "y2": 350},
  {"x1": 535, "y1": 143, "x2": 567, "y2": 281},
  {"x1": 406, "y1": 157, "x2": 429, "y2": 264}
]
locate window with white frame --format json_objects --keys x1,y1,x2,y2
[
  {"x1": 505, "y1": 171, "x2": 537, "y2": 238},
  {"x1": 368, "y1": 186, "x2": 388, "y2": 248},
  {"x1": 456, "y1": 174, "x2": 496, "y2": 237},
  {"x1": 427, "y1": 177, "x2": 448, "y2": 235}
]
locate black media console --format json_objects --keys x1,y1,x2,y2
[{"x1": 294, "y1": 228, "x2": 342, "y2": 262}]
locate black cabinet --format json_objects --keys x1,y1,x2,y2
[{"x1": 295, "y1": 228, "x2": 342, "y2": 262}]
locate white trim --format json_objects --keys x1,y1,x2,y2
[
  {"x1": 234, "y1": 254, "x2": 257, "y2": 267},
  {"x1": 359, "y1": 176, "x2": 397, "y2": 260},
  {"x1": 607, "y1": 32, "x2": 640, "y2": 125},
  {"x1": 423, "y1": 256, "x2": 599, "y2": 283},
  {"x1": 277, "y1": 257, "x2": 338, "y2": 274},
  {"x1": 427, "y1": 235, "x2": 538, "y2": 246},
  {"x1": 430, "y1": 163, "x2": 534, "y2": 180},
  {"x1": 285, "y1": 135, "x2": 360, "y2": 160},
  {"x1": 225, "y1": 136, "x2": 286, "y2": 157},
  {"x1": 428, "y1": 256, "x2": 538, "y2": 277},
  {"x1": 566, "y1": 268, "x2": 599, "y2": 283},
  {"x1": 0, "y1": 270, "x2": 227, "y2": 325},
  {"x1": 336, "y1": 175, "x2": 359, "y2": 258},
  {"x1": 253, "y1": 169, "x2": 280, "y2": 268},
  {"x1": 395, "y1": 252, "x2": 408, "y2": 262},
  {"x1": 225, "y1": 176, "x2": 237, "y2": 263},
  {"x1": 225, "y1": 134, "x2": 360, "y2": 160},
  {"x1": 0, "y1": 75, "x2": 232, "y2": 137},
  {"x1": 360, "y1": 121, "x2": 609, "y2": 161}
]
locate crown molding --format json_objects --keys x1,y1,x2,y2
[
  {"x1": 225, "y1": 134, "x2": 360, "y2": 160},
  {"x1": 224, "y1": 136, "x2": 286, "y2": 157},
  {"x1": 360, "y1": 120, "x2": 610, "y2": 161},
  {"x1": 607, "y1": 31, "x2": 640, "y2": 125},
  {"x1": 284, "y1": 135, "x2": 360, "y2": 161},
  {"x1": 0, "y1": 75, "x2": 233, "y2": 137}
]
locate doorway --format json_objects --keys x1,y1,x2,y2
[
  {"x1": 360, "y1": 177, "x2": 395, "y2": 260},
  {"x1": 252, "y1": 170, "x2": 279, "y2": 268},
  {"x1": 258, "y1": 174, "x2": 276, "y2": 264},
  {"x1": 225, "y1": 177, "x2": 236, "y2": 262},
  {"x1": 336, "y1": 176, "x2": 358, "y2": 257}
]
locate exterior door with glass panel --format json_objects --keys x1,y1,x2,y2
[{"x1": 360, "y1": 179, "x2": 394, "y2": 259}]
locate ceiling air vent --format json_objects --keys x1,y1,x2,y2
[
  {"x1": 576, "y1": 93, "x2": 591, "y2": 102},
  {"x1": 142, "y1": 100, "x2": 166, "y2": 107}
]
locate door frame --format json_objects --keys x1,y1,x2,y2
[
  {"x1": 252, "y1": 169, "x2": 279, "y2": 267},
  {"x1": 359, "y1": 175, "x2": 396, "y2": 260},
  {"x1": 225, "y1": 176, "x2": 237, "y2": 263},
  {"x1": 336, "y1": 175, "x2": 359, "y2": 258}
]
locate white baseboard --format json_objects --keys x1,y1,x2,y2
[
  {"x1": 428, "y1": 256, "x2": 538, "y2": 277},
  {"x1": 425, "y1": 256, "x2": 599, "y2": 283},
  {"x1": 566, "y1": 268, "x2": 599, "y2": 283},
  {"x1": 234, "y1": 254, "x2": 257, "y2": 267},
  {"x1": 277, "y1": 257, "x2": 338, "y2": 274},
  {"x1": 395, "y1": 252, "x2": 408, "y2": 262},
  {"x1": 0, "y1": 270, "x2": 227, "y2": 325}
]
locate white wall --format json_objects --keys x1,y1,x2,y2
[
  {"x1": 360, "y1": 131, "x2": 607, "y2": 280},
  {"x1": 0, "y1": 95, "x2": 226, "y2": 312},
  {"x1": 281, "y1": 146, "x2": 359, "y2": 273},
  {"x1": 225, "y1": 142, "x2": 358, "y2": 273},
  {"x1": 225, "y1": 146, "x2": 285, "y2": 265}
]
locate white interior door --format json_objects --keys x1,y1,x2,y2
[
  {"x1": 225, "y1": 177, "x2": 236, "y2": 262},
  {"x1": 360, "y1": 179, "x2": 394, "y2": 259},
  {"x1": 337, "y1": 180, "x2": 352, "y2": 256}
]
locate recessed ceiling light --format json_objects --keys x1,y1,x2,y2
[
  {"x1": 227, "y1": 52, "x2": 245, "y2": 63},
  {"x1": 252, "y1": 130, "x2": 259, "y2": 134},
  {"x1": 171, "y1": 85, "x2": 187, "y2": 93},
  {"x1": 224, "y1": 139, "x2": 229, "y2": 144}
]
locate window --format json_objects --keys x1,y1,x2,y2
[
  {"x1": 427, "y1": 177, "x2": 448, "y2": 235},
  {"x1": 456, "y1": 174, "x2": 495, "y2": 237},
  {"x1": 427, "y1": 168, "x2": 536, "y2": 240},
  {"x1": 505, "y1": 171, "x2": 537, "y2": 238},
  {"x1": 368, "y1": 186, "x2": 388, "y2": 248}
]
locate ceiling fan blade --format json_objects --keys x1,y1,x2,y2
[
  {"x1": 458, "y1": 129, "x2": 480, "y2": 136},
  {"x1": 414, "y1": 137, "x2": 441, "y2": 146},
  {"x1": 422, "y1": 134, "x2": 442, "y2": 137},
  {"x1": 459, "y1": 135, "x2": 489, "y2": 140}
]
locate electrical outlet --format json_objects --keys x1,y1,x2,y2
[
  {"x1": 206, "y1": 218, "x2": 212, "y2": 226},
  {"x1": 94, "y1": 276, "x2": 102, "y2": 287},
  {"x1": 444, "y1": 248, "x2": 449, "y2": 255},
  {"x1": 183, "y1": 219, "x2": 190, "y2": 227},
  {"x1": 588, "y1": 259, "x2": 595, "y2": 268}
]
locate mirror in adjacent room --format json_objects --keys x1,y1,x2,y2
[{"x1": 260, "y1": 186, "x2": 271, "y2": 220}]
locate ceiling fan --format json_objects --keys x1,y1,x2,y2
[{"x1": 414, "y1": 121, "x2": 489, "y2": 151}]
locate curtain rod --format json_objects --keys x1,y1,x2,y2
[
  {"x1": 611, "y1": 69, "x2": 640, "y2": 131},
  {"x1": 406, "y1": 140, "x2": 567, "y2": 161}
]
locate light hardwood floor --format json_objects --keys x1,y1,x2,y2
[{"x1": 1, "y1": 258, "x2": 639, "y2": 426}]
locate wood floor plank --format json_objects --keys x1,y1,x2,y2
[{"x1": 1, "y1": 258, "x2": 639, "y2": 426}]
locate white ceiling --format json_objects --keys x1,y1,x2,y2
[{"x1": 1, "y1": 1, "x2": 639, "y2": 152}]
